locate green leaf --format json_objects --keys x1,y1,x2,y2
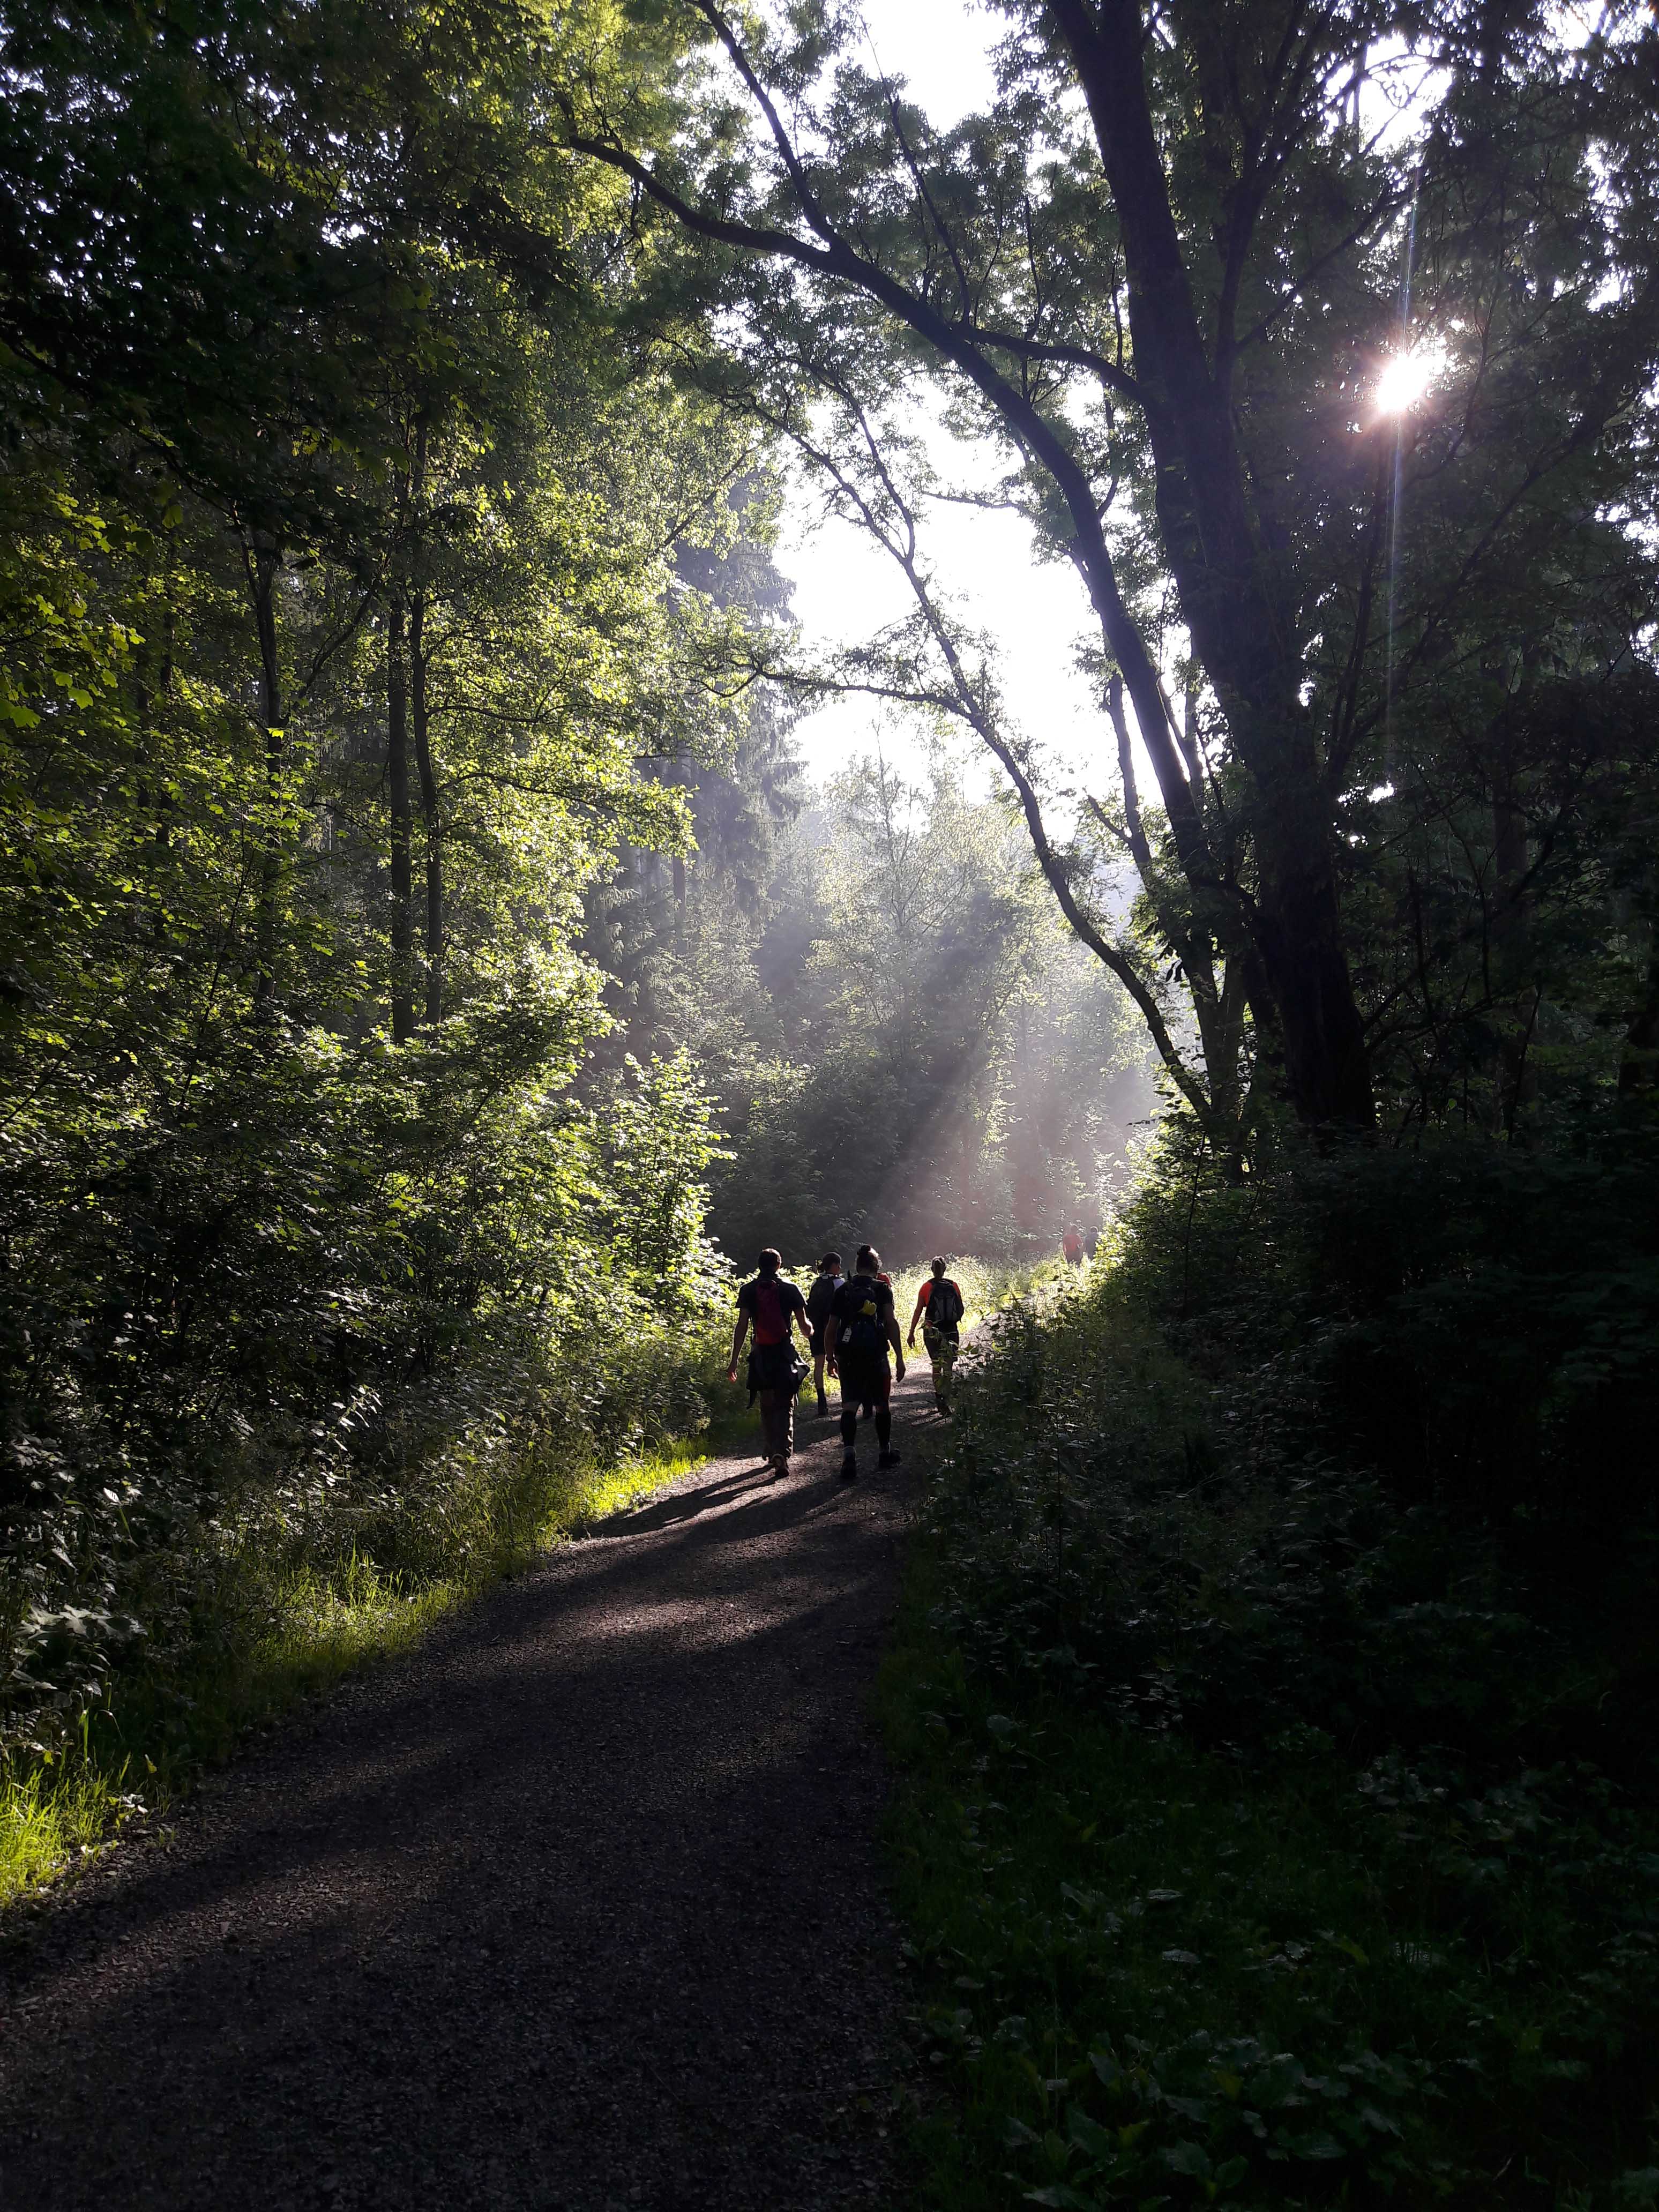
[
  {"x1": 1285, "y1": 2132, "x2": 1346, "y2": 2161},
  {"x1": 1161, "y1": 2141, "x2": 1213, "y2": 2180}
]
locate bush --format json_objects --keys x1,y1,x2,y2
[
  {"x1": 884, "y1": 1130, "x2": 1659, "y2": 2208},
  {"x1": 1107, "y1": 1113, "x2": 1659, "y2": 1531},
  {"x1": 0, "y1": 1026, "x2": 729, "y2": 1756}
]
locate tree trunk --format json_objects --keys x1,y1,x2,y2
[
  {"x1": 409, "y1": 591, "x2": 442, "y2": 1026},
  {"x1": 1247, "y1": 743, "x2": 1375, "y2": 1128},
  {"x1": 248, "y1": 544, "x2": 284, "y2": 1009},
  {"x1": 387, "y1": 596, "x2": 415, "y2": 1045},
  {"x1": 1053, "y1": 0, "x2": 1374, "y2": 1131},
  {"x1": 1107, "y1": 674, "x2": 1251, "y2": 1140}
]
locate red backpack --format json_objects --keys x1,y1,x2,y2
[{"x1": 751, "y1": 1277, "x2": 787, "y2": 1343}]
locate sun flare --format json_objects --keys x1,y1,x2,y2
[{"x1": 1374, "y1": 345, "x2": 1444, "y2": 416}]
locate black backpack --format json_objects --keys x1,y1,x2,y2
[
  {"x1": 836, "y1": 1276, "x2": 888, "y2": 1358},
  {"x1": 929, "y1": 1278, "x2": 965, "y2": 1331},
  {"x1": 805, "y1": 1272, "x2": 841, "y2": 1327}
]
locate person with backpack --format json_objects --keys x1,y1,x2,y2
[
  {"x1": 1063, "y1": 1225, "x2": 1086, "y2": 1268},
  {"x1": 804, "y1": 1251, "x2": 843, "y2": 1418},
  {"x1": 826, "y1": 1243, "x2": 905, "y2": 1482},
  {"x1": 727, "y1": 1248, "x2": 812, "y2": 1478},
  {"x1": 907, "y1": 1257, "x2": 965, "y2": 1416}
]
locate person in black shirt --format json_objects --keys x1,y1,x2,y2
[
  {"x1": 728, "y1": 1248, "x2": 811, "y2": 1477},
  {"x1": 804, "y1": 1251, "x2": 843, "y2": 1418},
  {"x1": 826, "y1": 1242, "x2": 906, "y2": 1482}
]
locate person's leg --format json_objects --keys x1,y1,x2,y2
[
  {"x1": 937, "y1": 1331, "x2": 959, "y2": 1413},
  {"x1": 763, "y1": 1386, "x2": 796, "y2": 1470},
  {"x1": 924, "y1": 1324, "x2": 947, "y2": 1408},
  {"x1": 838, "y1": 1362, "x2": 861, "y2": 1477},
  {"x1": 874, "y1": 1370, "x2": 900, "y2": 1468},
  {"x1": 757, "y1": 1387, "x2": 786, "y2": 1470},
  {"x1": 812, "y1": 1333, "x2": 828, "y2": 1416}
]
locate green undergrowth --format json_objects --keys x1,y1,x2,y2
[
  {"x1": 881, "y1": 1271, "x2": 1659, "y2": 2211},
  {"x1": 890, "y1": 1257, "x2": 1064, "y2": 1335},
  {"x1": 0, "y1": 1389, "x2": 744, "y2": 1909}
]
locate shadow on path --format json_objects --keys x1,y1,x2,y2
[{"x1": 0, "y1": 1367, "x2": 939, "y2": 2211}]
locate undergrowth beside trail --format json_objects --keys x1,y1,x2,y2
[
  {"x1": 884, "y1": 1258, "x2": 1057, "y2": 1346},
  {"x1": 0, "y1": 1358, "x2": 743, "y2": 1908},
  {"x1": 882, "y1": 1178, "x2": 1659, "y2": 2211}
]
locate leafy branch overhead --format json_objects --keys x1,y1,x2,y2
[{"x1": 558, "y1": 0, "x2": 1659, "y2": 1136}]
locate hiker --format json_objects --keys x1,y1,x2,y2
[
  {"x1": 1063, "y1": 1225, "x2": 1086, "y2": 1268},
  {"x1": 907, "y1": 1257, "x2": 965, "y2": 1416},
  {"x1": 826, "y1": 1243, "x2": 906, "y2": 1481},
  {"x1": 727, "y1": 1248, "x2": 812, "y2": 1478},
  {"x1": 804, "y1": 1251, "x2": 843, "y2": 1417}
]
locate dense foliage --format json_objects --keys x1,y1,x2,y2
[
  {"x1": 2, "y1": 53, "x2": 1658, "y2": 2212},
  {"x1": 885, "y1": 1148, "x2": 1659, "y2": 2206},
  {"x1": 0, "y1": 0, "x2": 752, "y2": 1752}
]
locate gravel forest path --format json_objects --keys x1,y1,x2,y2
[{"x1": 0, "y1": 1363, "x2": 940, "y2": 2212}]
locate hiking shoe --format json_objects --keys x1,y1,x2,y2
[
  {"x1": 816, "y1": 1391, "x2": 829, "y2": 1417},
  {"x1": 878, "y1": 1447, "x2": 902, "y2": 1470},
  {"x1": 840, "y1": 1453, "x2": 858, "y2": 1482}
]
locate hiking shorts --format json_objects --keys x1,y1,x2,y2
[
  {"x1": 836, "y1": 1355, "x2": 891, "y2": 1413},
  {"x1": 809, "y1": 1322, "x2": 826, "y2": 1357},
  {"x1": 923, "y1": 1323, "x2": 959, "y2": 1370}
]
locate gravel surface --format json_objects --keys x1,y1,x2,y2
[{"x1": 0, "y1": 1367, "x2": 937, "y2": 2211}]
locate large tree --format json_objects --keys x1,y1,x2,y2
[{"x1": 561, "y1": 0, "x2": 1659, "y2": 1132}]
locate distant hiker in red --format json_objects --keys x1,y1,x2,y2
[
  {"x1": 728, "y1": 1249, "x2": 811, "y2": 1478},
  {"x1": 826, "y1": 1243, "x2": 905, "y2": 1482},
  {"x1": 908, "y1": 1257, "x2": 965, "y2": 1416},
  {"x1": 1063, "y1": 1225, "x2": 1086, "y2": 1268},
  {"x1": 804, "y1": 1251, "x2": 843, "y2": 1418}
]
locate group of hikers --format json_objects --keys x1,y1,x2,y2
[{"x1": 726, "y1": 1247, "x2": 966, "y2": 1484}]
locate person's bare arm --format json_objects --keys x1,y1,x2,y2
[
  {"x1": 793, "y1": 1295, "x2": 813, "y2": 1350},
  {"x1": 907, "y1": 1289, "x2": 926, "y2": 1347},
  {"x1": 886, "y1": 1307, "x2": 906, "y2": 1379},
  {"x1": 727, "y1": 1309, "x2": 749, "y2": 1385}
]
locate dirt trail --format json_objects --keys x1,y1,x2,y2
[{"x1": 0, "y1": 1364, "x2": 940, "y2": 2212}]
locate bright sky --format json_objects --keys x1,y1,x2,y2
[{"x1": 774, "y1": 1, "x2": 1116, "y2": 808}]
